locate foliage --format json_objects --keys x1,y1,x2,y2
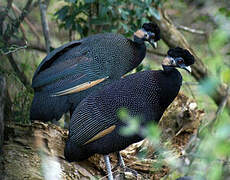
[
  {"x1": 118, "y1": 106, "x2": 230, "y2": 179},
  {"x1": 187, "y1": 111, "x2": 230, "y2": 180},
  {"x1": 54, "y1": 0, "x2": 167, "y2": 38}
]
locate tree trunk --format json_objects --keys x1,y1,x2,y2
[
  {"x1": 0, "y1": 75, "x2": 6, "y2": 152},
  {"x1": 148, "y1": 8, "x2": 230, "y2": 113}
]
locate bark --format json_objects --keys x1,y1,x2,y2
[
  {"x1": 148, "y1": 8, "x2": 230, "y2": 113},
  {"x1": 0, "y1": 75, "x2": 6, "y2": 152}
]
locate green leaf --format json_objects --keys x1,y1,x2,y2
[
  {"x1": 219, "y1": 7, "x2": 230, "y2": 17},
  {"x1": 85, "y1": 0, "x2": 95, "y2": 3},
  {"x1": 55, "y1": 6, "x2": 69, "y2": 21},
  {"x1": 99, "y1": 5, "x2": 108, "y2": 17},
  {"x1": 145, "y1": 0, "x2": 152, "y2": 5},
  {"x1": 64, "y1": 18, "x2": 73, "y2": 29},
  {"x1": 118, "y1": 108, "x2": 140, "y2": 136},
  {"x1": 199, "y1": 77, "x2": 220, "y2": 95},
  {"x1": 65, "y1": 0, "x2": 77, "y2": 3},
  {"x1": 221, "y1": 69, "x2": 230, "y2": 84}
]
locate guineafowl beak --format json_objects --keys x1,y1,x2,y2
[
  {"x1": 173, "y1": 57, "x2": 192, "y2": 73},
  {"x1": 149, "y1": 39, "x2": 157, "y2": 48},
  {"x1": 147, "y1": 31, "x2": 157, "y2": 48},
  {"x1": 181, "y1": 65, "x2": 192, "y2": 73}
]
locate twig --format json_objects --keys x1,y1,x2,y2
[
  {"x1": 1, "y1": 0, "x2": 39, "y2": 91},
  {"x1": 39, "y1": 0, "x2": 51, "y2": 53},
  {"x1": 0, "y1": 75, "x2": 6, "y2": 151},
  {"x1": 147, "y1": 49, "x2": 167, "y2": 57},
  {"x1": 0, "y1": 44, "x2": 27, "y2": 55},
  {"x1": 8, "y1": 39, "x2": 46, "y2": 53},
  {"x1": 6, "y1": 54, "x2": 32, "y2": 93},
  {"x1": 3, "y1": 0, "x2": 34, "y2": 42},
  {"x1": 176, "y1": 25, "x2": 206, "y2": 35},
  {"x1": 182, "y1": 82, "x2": 199, "y2": 86},
  {"x1": 27, "y1": 43, "x2": 47, "y2": 53},
  {"x1": 209, "y1": 85, "x2": 230, "y2": 129},
  {"x1": 0, "y1": 0, "x2": 13, "y2": 35},
  {"x1": 11, "y1": 3, "x2": 40, "y2": 41}
]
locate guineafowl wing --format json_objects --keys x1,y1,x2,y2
[
  {"x1": 68, "y1": 97, "x2": 118, "y2": 146},
  {"x1": 33, "y1": 40, "x2": 82, "y2": 81},
  {"x1": 32, "y1": 39, "x2": 110, "y2": 94}
]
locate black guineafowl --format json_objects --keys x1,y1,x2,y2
[
  {"x1": 30, "y1": 23, "x2": 160, "y2": 122},
  {"x1": 64, "y1": 47, "x2": 195, "y2": 179}
]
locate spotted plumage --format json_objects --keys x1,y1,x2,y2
[
  {"x1": 30, "y1": 23, "x2": 160, "y2": 122},
  {"x1": 64, "y1": 47, "x2": 195, "y2": 166}
]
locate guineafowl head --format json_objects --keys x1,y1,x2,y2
[
  {"x1": 162, "y1": 47, "x2": 195, "y2": 73},
  {"x1": 134, "y1": 22, "x2": 160, "y2": 48}
]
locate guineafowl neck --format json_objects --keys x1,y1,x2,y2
[
  {"x1": 133, "y1": 35, "x2": 145, "y2": 45},
  {"x1": 131, "y1": 36, "x2": 146, "y2": 66},
  {"x1": 159, "y1": 68, "x2": 182, "y2": 111}
]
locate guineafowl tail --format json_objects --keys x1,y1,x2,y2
[
  {"x1": 30, "y1": 92, "x2": 70, "y2": 122},
  {"x1": 64, "y1": 140, "x2": 94, "y2": 162}
]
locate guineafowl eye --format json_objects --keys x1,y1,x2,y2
[
  {"x1": 177, "y1": 58, "x2": 184, "y2": 64},
  {"x1": 162, "y1": 47, "x2": 195, "y2": 73}
]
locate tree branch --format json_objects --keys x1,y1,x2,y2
[
  {"x1": 209, "y1": 85, "x2": 230, "y2": 130},
  {"x1": 6, "y1": 54, "x2": 32, "y2": 92},
  {"x1": 8, "y1": 39, "x2": 46, "y2": 53},
  {"x1": 39, "y1": 0, "x2": 51, "y2": 53},
  {"x1": 147, "y1": 49, "x2": 167, "y2": 57},
  {"x1": 148, "y1": 8, "x2": 230, "y2": 113},
  {"x1": 0, "y1": 75, "x2": 6, "y2": 151},
  {"x1": 0, "y1": 0, "x2": 13, "y2": 35},
  {"x1": 176, "y1": 25, "x2": 206, "y2": 35},
  {"x1": 11, "y1": 3, "x2": 40, "y2": 41},
  {"x1": 3, "y1": 0, "x2": 34, "y2": 42},
  {"x1": 27, "y1": 43, "x2": 46, "y2": 52}
]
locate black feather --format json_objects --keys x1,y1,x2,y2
[
  {"x1": 167, "y1": 47, "x2": 195, "y2": 66},
  {"x1": 142, "y1": 22, "x2": 160, "y2": 41}
]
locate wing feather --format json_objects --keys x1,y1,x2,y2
[{"x1": 69, "y1": 97, "x2": 118, "y2": 146}]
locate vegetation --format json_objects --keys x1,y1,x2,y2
[{"x1": 0, "y1": 0, "x2": 230, "y2": 179}]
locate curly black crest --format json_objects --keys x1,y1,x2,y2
[
  {"x1": 142, "y1": 23, "x2": 160, "y2": 41},
  {"x1": 167, "y1": 47, "x2": 195, "y2": 66}
]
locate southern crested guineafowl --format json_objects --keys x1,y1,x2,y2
[
  {"x1": 30, "y1": 23, "x2": 160, "y2": 122},
  {"x1": 64, "y1": 47, "x2": 195, "y2": 180}
]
